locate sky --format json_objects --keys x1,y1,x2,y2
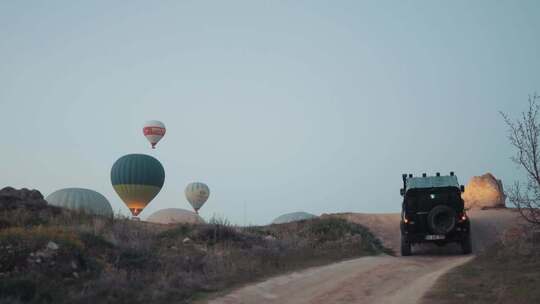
[{"x1": 1, "y1": 1, "x2": 539, "y2": 225}]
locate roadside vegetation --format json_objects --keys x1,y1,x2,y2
[
  {"x1": 422, "y1": 226, "x2": 540, "y2": 304},
  {"x1": 0, "y1": 196, "x2": 388, "y2": 304},
  {"x1": 501, "y1": 94, "x2": 540, "y2": 226},
  {"x1": 422, "y1": 94, "x2": 540, "y2": 304}
]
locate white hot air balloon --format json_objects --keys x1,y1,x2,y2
[
  {"x1": 143, "y1": 120, "x2": 166, "y2": 149},
  {"x1": 146, "y1": 208, "x2": 205, "y2": 224},
  {"x1": 185, "y1": 182, "x2": 210, "y2": 213},
  {"x1": 272, "y1": 212, "x2": 317, "y2": 224}
]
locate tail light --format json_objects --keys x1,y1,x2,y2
[
  {"x1": 459, "y1": 212, "x2": 468, "y2": 222},
  {"x1": 403, "y1": 217, "x2": 414, "y2": 224}
]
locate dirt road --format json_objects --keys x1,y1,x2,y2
[{"x1": 205, "y1": 209, "x2": 519, "y2": 304}]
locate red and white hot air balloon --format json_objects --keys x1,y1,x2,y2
[{"x1": 143, "y1": 120, "x2": 166, "y2": 149}]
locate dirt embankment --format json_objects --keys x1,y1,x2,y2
[
  {"x1": 205, "y1": 210, "x2": 521, "y2": 304},
  {"x1": 332, "y1": 209, "x2": 519, "y2": 254}
]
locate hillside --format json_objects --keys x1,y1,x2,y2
[{"x1": 0, "y1": 188, "x2": 388, "y2": 304}]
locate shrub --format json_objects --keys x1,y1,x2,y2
[
  {"x1": 0, "y1": 278, "x2": 36, "y2": 302},
  {"x1": 0, "y1": 227, "x2": 83, "y2": 251},
  {"x1": 116, "y1": 248, "x2": 158, "y2": 271},
  {"x1": 191, "y1": 224, "x2": 250, "y2": 246},
  {"x1": 156, "y1": 224, "x2": 194, "y2": 240}
]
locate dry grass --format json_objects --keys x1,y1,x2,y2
[
  {"x1": 0, "y1": 206, "x2": 388, "y2": 304},
  {"x1": 422, "y1": 226, "x2": 540, "y2": 304}
]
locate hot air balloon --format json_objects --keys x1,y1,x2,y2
[
  {"x1": 111, "y1": 154, "x2": 165, "y2": 217},
  {"x1": 185, "y1": 182, "x2": 210, "y2": 213},
  {"x1": 147, "y1": 208, "x2": 205, "y2": 224},
  {"x1": 272, "y1": 212, "x2": 317, "y2": 224},
  {"x1": 143, "y1": 120, "x2": 166, "y2": 149},
  {"x1": 46, "y1": 188, "x2": 114, "y2": 217}
]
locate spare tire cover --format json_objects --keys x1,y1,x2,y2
[{"x1": 427, "y1": 205, "x2": 456, "y2": 234}]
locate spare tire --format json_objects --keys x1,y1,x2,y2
[{"x1": 427, "y1": 205, "x2": 456, "y2": 234}]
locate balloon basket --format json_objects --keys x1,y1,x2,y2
[{"x1": 131, "y1": 216, "x2": 141, "y2": 221}]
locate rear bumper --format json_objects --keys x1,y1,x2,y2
[{"x1": 401, "y1": 221, "x2": 470, "y2": 243}]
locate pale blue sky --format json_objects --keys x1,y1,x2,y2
[{"x1": 1, "y1": 1, "x2": 539, "y2": 224}]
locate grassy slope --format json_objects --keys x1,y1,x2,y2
[
  {"x1": 422, "y1": 235, "x2": 540, "y2": 304},
  {"x1": 0, "y1": 206, "x2": 389, "y2": 304}
]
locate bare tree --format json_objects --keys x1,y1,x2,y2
[{"x1": 501, "y1": 93, "x2": 540, "y2": 226}]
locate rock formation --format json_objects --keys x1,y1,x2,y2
[
  {"x1": 462, "y1": 173, "x2": 506, "y2": 209},
  {"x1": 0, "y1": 187, "x2": 48, "y2": 210}
]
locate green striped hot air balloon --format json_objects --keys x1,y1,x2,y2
[
  {"x1": 46, "y1": 188, "x2": 114, "y2": 217},
  {"x1": 111, "y1": 154, "x2": 165, "y2": 217}
]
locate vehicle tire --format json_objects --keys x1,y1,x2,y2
[
  {"x1": 427, "y1": 205, "x2": 456, "y2": 235},
  {"x1": 461, "y1": 234, "x2": 472, "y2": 254},
  {"x1": 401, "y1": 235, "x2": 412, "y2": 256}
]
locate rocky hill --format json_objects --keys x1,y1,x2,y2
[{"x1": 0, "y1": 187, "x2": 48, "y2": 211}]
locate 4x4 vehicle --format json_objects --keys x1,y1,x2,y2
[{"x1": 400, "y1": 172, "x2": 471, "y2": 256}]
